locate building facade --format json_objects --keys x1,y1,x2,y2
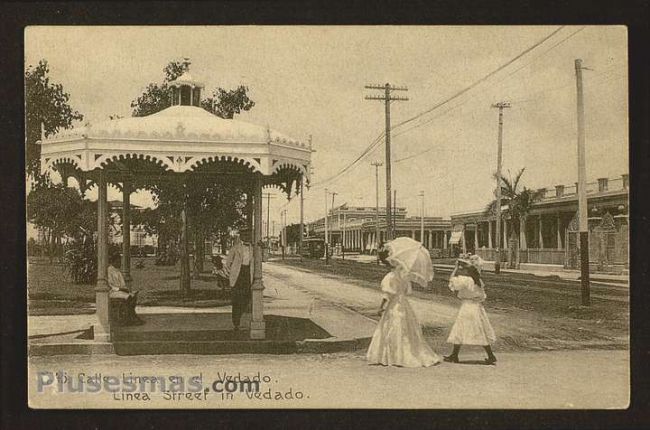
[
  {"x1": 308, "y1": 204, "x2": 453, "y2": 255},
  {"x1": 450, "y1": 174, "x2": 629, "y2": 272}
]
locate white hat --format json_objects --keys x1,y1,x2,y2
[{"x1": 469, "y1": 254, "x2": 483, "y2": 272}]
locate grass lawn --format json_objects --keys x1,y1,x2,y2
[
  {"x1": 275, "y1": 257, "x2": 629, "y2": 350},
  {"x1": 28, "y1": 257, "x2": 228, "y2": 316}
]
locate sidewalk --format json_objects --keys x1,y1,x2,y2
[
  {"x1": 28, "y1": 270, "x2": 377, "y2": 355},
  {"x1": 434, "y1": 262, "x2": 629, "y2": 285},
  {"x1": 331, "y1": 252, "x2": 628, "y2": 285}
]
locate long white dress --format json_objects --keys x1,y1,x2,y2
[
  {"x1": 447, "y1": 275, "x2": 496, "y2": 346},
  {"x1": 367, "y1": 271, "x2": 441, "y2": 367}
]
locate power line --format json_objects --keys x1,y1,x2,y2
[
  {"x1": 364, "y1": 83, "x2": 409, "y2": 240},
  {"x1": 309, "y1": 26, "x2": 573, "y2": 191},
  {"x1": 390, "y1": 27, "x2": 585, "y2": 141},
  {"x1": 390, "y1": 26, "x2": 566, "y2": 132}
]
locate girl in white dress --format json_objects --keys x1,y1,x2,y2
[
  {"x1": 444, "y1": 257, "x2": 497, "y2": 365},
  {"x1": 366, "y1": 250, "x2": 441, "y2": 367}
]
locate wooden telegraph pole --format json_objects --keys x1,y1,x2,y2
[
  {"x1": 575, "y1": 59, "x2": 590, "y2": 306},
  {"x1": 419, "y1": 191, "x2": 425, "y2": 245},
  {"x1": 365, "y1": 83, "x2": 408, "y2": 240},
  {"x1": 371, "y1": 161, "x2": 383, "y2": 263},
  {"x1": 491, "y1": 101, "x2": 510, "y2": 274},
  {"x1": 299, "y1": 177, "x2": 304, "y2": 260},
  {"x1": 263, "y1": 193, "x2": 276, "y2": 259},
  {"x1": 324, "y1": 188, "x2": 329, "y2": 264}
]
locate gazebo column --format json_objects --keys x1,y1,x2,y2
[
  {"x1": 121, "y1": 178, "x2": 132, "y2": 289},
  {"x1": 94, "y1": 170, "x2": 111, "y2": 342},
  {"x1": 241, "y1": 190, "x2": 254, "y2": 329},
  {"x1": 444, "y1": 231, "x2": 448, "y2": 249},
  {"x1": 250, "y1": 174, "x2": 266, "y2": 340},
  {"x1": 179, "y1": 190, "x2": 190, "y2": 294}
]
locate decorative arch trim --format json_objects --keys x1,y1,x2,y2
[
  {"x1": 95, "y1": 153, "x2": 174, "y2": 171},
  {"x1": 270, "y1": 160, "x2": 308, "y2": 176},
  {"x1": 187, "y1": 155, "x2": 261, "y2": 173},
  {"x1": 42, "y1": 155, "x2": 83, "y2": 175}
]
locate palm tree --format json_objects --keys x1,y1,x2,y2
[{"x1": 484, "y1": 168, "x2": 545, "y2": 269}]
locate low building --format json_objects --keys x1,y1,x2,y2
[
  {"x1": 108, "y1": 200, "x2": 157, "y2": 252},
  {"x1": 450, "y1": 174, "x2": 629, "y2": 272},
  {"x1": 308, "y1": 204, "x2": 453, "y2": 255}
]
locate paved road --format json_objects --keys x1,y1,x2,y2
[
  {"x1": 28, "y1": 350, "x2": 629, "y2": 409},
  {"x1": 263, "y1": 263, "x2": 627, "y2": 351},
  {"x1": 28, "y1": 263, "x2": 629, "y2": 409}
]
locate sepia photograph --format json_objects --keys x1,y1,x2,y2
[{"x1": 24, "y1": 25, "x2": 630, "y2": 409}]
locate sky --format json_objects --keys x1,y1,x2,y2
[{"x1": 25, "y1": 26, "x2": 628, "y2": 231}]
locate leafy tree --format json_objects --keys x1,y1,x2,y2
[
  {"x1": 201, "y1": 86, "x2": 255, "y2": 119},
  {"x1": 25, "y1": 60, "x2": 84, "y2": 178},
  {"x1": 284, "y1": 223, "x2": 304, "y2": 245},
  {"x1": 484, "y1": 168, "x2": 545, "y2": 268},
  {"x1": 26, "y1": 182, "x2": 102, "y2": 263},
  {"x1": 131, "y1": 59, "x2": 255, "y2": 119},
  {"x1": 130, "y1": 60, "x2": 257, "y2": 290}
]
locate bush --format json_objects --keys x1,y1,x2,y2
[
  {"x1": 62, "y1": 239, "x2": 97, "y2": 284},
  {"x1": 27, "y1": 237, "x2": 42, "y2": 256}
]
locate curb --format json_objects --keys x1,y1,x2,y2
[{"x1": 28, "y1": 337, "x2": 372, "y2": 356}]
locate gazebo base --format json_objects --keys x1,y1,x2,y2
[{"x1": 111, "y1": 313, "x2": 330, "y2": 355}]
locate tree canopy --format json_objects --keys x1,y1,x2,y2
[
  {"x1": 131, "y1": 60, "x2": 255, "y2": 119},
  {"x1": 25, "y1": 60, "x2": 84, "y2": 178},
  {"x1": 484, "y1": 168, "x2": 545, "y2": 236},
  {"x1": 130, "y1": 59, "x2": 257, "y2": 281}
]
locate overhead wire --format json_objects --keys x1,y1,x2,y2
[{"x1": 307, "y1": 25, "x2": 568, "y2": 190}]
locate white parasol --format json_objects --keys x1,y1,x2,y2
[{"x1": 385, "y1": 237, "x2": 434, "y2": 288}]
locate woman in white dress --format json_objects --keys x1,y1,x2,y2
[
  {"x1": 444, "y1": 256, "x2": 497, "y2": 364},
  {"x1": 366, "y1": 249, "x2": 441, "y2": 367}
]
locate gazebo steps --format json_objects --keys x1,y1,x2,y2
[
  {"x1": 113, "y1": 329, "x2": 245, "y2": 342},
  {"x1": 110, "y1": 313, "x2": 333, "y2": 355},
  {"x1": 113, "y1": 339, "x2": 298, "y2": 355}
]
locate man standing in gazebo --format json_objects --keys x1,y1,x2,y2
[{"x1": 225, "y1": 230, "x2": 254, "y2": 331}]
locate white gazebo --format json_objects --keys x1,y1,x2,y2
[{"x1": 38, "y1": 67, "x2": 312, "y2": 342}]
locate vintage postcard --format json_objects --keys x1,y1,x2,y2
[{"x1": 25, "y1": 25, "x2": 629, "y2": 409}]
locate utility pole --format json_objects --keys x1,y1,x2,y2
[
  {"x1": 299, "y1": 177, "x2": 304, "y2": 260},
  {"x1": 575, "y1": 59, "x2": 590, "y2": 306},
  {"x1": 491, "y1": 101, "x2": 510, "y2": 274},
  {"x1": 324, "y1": 188, "x2": 329, "y2": 264},
  {"x1": 280, "y1": 209, "x2": 287, "y2": 260},
  {"x1": 263, "y1": 193, "x2": 276, "y2": 253},
  {"x1": 393, "y1": 189, "x2": 397, "y2": 237},
  {"x1": 342, "y1": 212, "x2": 347, "y2": 260},
  {"x1": 365, "y1": 83, "x2": 408, "y2": 240},
  {"x1": 419, "y1": 191, "x2": 425, "y2": 245},
  {"x1": 371, "y1": 161, "x2": 383, "y2": 263}
]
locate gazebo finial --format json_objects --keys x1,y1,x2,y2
[{"x1": 169, "y1": 59, "x2": 204, "y2": 107}]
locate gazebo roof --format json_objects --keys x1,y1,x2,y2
[
  {"x1": 39, "y1": 105, "x2": 312, "y2": 182},
  {"x1": 46, "y1": 106, "x2": 303, "y2": 147}
]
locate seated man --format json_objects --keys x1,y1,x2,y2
[{"x1": 108, "y1": 253, "x2": 143, "y2": 326}]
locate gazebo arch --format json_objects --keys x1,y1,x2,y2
[{"x1": 38, "y1": 64, "x2": 312, "y2": 342}]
